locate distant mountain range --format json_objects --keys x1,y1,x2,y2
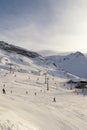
[{"x1": 0, "y1": 41, "x2": 87, "y2": 78}]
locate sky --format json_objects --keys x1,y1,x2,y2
[{"x1": 0, "y1": 0, "x2": 87, "y2": 52}]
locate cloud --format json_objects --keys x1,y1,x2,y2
[{"x1": 0, "y1": 0, "x2": 87, "y2": 52}]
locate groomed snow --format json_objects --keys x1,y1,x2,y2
[{"x1": 0, "y1": 70, "x2": 87, "y2": 130}]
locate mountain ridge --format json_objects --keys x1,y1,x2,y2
[{"x1": 0, "y1": 41, "x2": 42, "y2": 59}]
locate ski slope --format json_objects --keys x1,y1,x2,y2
[
  {"x1": 0, "y1": 68, "x2": 87, "y2": 130},
  {"x1": 0, "y1": 49, "x2": 87, "y2": 130}
]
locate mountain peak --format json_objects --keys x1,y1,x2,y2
[
  {"x1": 74, "y1": 51, "x2": 84, "y2": 57},
  {"x1": 69, "y1": 51, "x2": 85, "y2": 58}
]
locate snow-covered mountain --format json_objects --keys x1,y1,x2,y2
[
  {"x1": 0, "y1": 41, "x2": 86, "y2": 79},
  {"x1": 0, "y1": 41, "x2": 46, "y2": 74},
  {"x1": 46, "y1": 51, "x2": 87, "y2": 78},
  {"x1": 0, "y1": 41, "x2": 87, "y2": 79}
]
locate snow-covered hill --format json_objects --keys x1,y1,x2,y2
[
  {"x1": 46, "y1": 51, "x2": 87, "y2": 78},
  {"x1": 0, "y1": 41, "x2": 46, "y2": 76}
]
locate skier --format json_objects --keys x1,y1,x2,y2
[
  {"x1": 2, "y1": 88, "x2": 6, "y2": 94},
  {"x1": 53, "y1": 97, "x2": 56, "y2": 102}
]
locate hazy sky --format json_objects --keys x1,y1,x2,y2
[{"x1": 0, "y1": 0, "x2": 87, "y2": 52}]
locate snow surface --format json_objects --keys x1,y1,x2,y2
[{"x1": 0, "y1": 50, "x2": 87, "y2": 130}]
